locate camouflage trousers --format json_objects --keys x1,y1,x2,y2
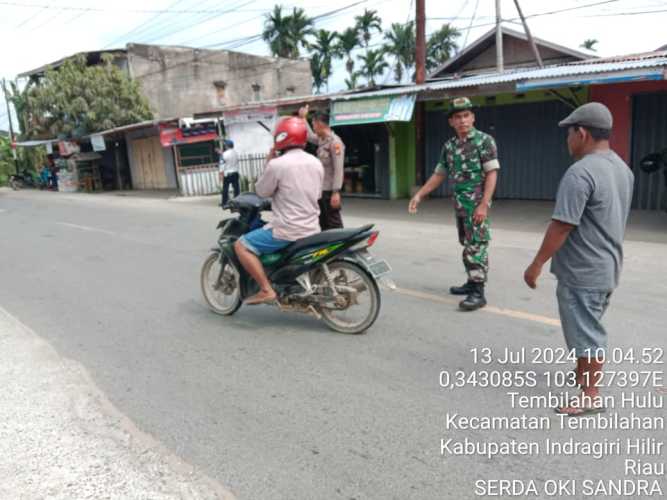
[{"x1": 455, "y1": 194, "x2": 490, "y2": 283}]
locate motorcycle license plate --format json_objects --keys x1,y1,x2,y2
[{"x1": 358, "y1": 251, "x2": 391, "y2": 277}]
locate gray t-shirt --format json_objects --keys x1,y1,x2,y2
[{"x1": 550, "y1": 150, "x2": 634, "y2": 290}]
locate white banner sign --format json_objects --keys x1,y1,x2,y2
[{"x1": 91, "y1": 134, "x2": 106, "y2": 152}]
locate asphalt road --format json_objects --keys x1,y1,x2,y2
[{"x1": 1, "y1": 190, "x2": 664, "y2": 500}]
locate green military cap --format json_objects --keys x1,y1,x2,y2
[{"x1": 448, "y1": 96, "x2": 475, "y2": 117}]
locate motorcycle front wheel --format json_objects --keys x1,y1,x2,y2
[
  {"x1": 200, "y1": 252, "x2": 242, "y2": 316},
  {"x1": 314, "y1": 260, "x2": 381, "y2": 334}
]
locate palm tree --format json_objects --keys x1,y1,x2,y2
[
  {"x1": 383, "y1": 22, "x2": 415, "y2": 83},
  {"x1": 580, "y1": 39, "x2": 599, "y2": 52},
  {"x1": 262, "y1": 5, "x2": 292, "y2": 58},
  {"x1": 355, "y1": 9, "x2": 382, "y2": 48},
  {"x1": 357, "y1": 49, "x2": 389, "y2": 87},
  {"x1": 262, "y1": 5, "x2": 313, "y2": 59},
  {"x1": 344, "y1": 72, "x2": 361, "y2": 90},
  {"x1": 286, "y1": 7, "x2": 314, "y2": 57},
  {"x1": 336, "y1": 27, "x2": 361, "y2": 80},
  {"x1": 310, "y1": 29, "x2": 338, "y2": 90},
  {"x1": 310, "y1": 53, "x2": 326, "y2": 93},
  {"x1": 426, "y1": 24, "x2": 461, "y2": 72}
]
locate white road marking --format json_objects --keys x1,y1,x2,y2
[
  {"x1": 56, "y1": 222, "x2": 116, "y2": 236},
  {"x1": 394, "y1": 286, "x2": 561, "y2": 327}
]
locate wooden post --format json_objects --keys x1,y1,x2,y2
[{"x1": 415, "y1": 0, "x2": 426, "y2": 187}]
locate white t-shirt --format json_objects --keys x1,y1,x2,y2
[{"x1": 219, "y1": 149, "x2": 239, "y2": 176}]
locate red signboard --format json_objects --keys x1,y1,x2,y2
[{"x1": 159, "y1": 123, "x2": 218, "y2": 147}]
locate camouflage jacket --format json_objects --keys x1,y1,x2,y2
[{"x1": 434, "y1": 128, "x2": 500, "y2": 197}]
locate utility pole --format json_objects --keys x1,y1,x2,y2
[
  {"x1": 2, "y1": 78, "x2": 19, "y2": 175},
  {"x1": 414, "y1": 0, "x2": 426, "y2": 187},
  {"x1": 416, "y1": 0, "x2": 426, "y2": 84},
  {"x1": 513, "y1": 0, "x2": 543, "y2": 67},
  {"x1": 495, "y1": 0, "x2": 504, "y2": 72}
]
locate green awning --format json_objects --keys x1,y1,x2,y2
[{"x1": 331, "y1": 94, "x2": 416, "y2": 126}]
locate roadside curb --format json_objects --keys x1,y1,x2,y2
[{"x1": 0, "y1": 305, "x2": 236, "y2": 500}]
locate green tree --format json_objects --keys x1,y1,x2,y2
[
  {"x1": 310, "y1": 54, "x2": 326, "y2": 93},
  {"x1": 262, "y1": 5, "x2": 313, "y2": 59},
  {"x1": 336, "y1": 27, "x2": 361, "y2": 81},
  {"x1": 262, "y1": 5, "x2": 292, "y2": 58},
  {"x1": 580, "y1": 39, "x2": 599, "y2": 51},
  {"x1": 383, "y1": 22, "x2": 415, "y2": 83},
  {"x1": 344, "y1": 71, "x2": 361, "y2": 90},
  {"x1": 426, "y1": 24, "x2": 461, "y2": 72},
  {"x1": 355, "y1": 9, "x2": 382, "y2": 48},
  {"x1": 358, "y1": 49, "x2": 389, "y2": 87},
  {"x1": 310, "y1": 29, "x2": 338, "y2": 91},
  {"x1": 286, "y1": 7, "x2": 314, "y2": 57},
  {"x1": 0, "y1": 135, "x2": 13, "y2": 185},
  {"x1": 25, "y1": 54, "x2": 152, "y2": 140},
  {"x1": 8, "y1": 80, "x2": 33, "y2": 137}
]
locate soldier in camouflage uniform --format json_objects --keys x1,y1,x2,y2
[{"x1": 409, "y1": 97, "x2": 500, "y2": 311}]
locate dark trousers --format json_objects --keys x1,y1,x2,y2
[
  {"x1": 319, "y1": 191, "x2": 343, "y2": 230},
  {"x1": 221, "y1": 172, "x2": 240, "y2": 205}
]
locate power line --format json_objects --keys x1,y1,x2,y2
[
  {"x1": 140, "y1": 0, "x2": 255, "y2": 45},
  {"x1": 128, "y1": 0, "x2": 232, "y2": 45},
  {"x1": 202, "y1": 0, "x2": 370, "y2": 50},
  {"x1": 584, "y1": 7, "x2": 667, "y2": 17},
  {"x1": 177, "y1": 11, "x2": 265, "y2": 46},
  {"x1": 12, "y1": 5, "x2": 45, "y2": 29},
  {"x1": 129, "y1": 0, "x2": 369, "y2": 83},
  {"x1": 102, "y1": 0, "x2": 191, "y2": 49},
  {"x1": 0, "y1": 0, "x2": 306, "y2": 15},
  {"x1": 463, "y1": 0, "x2": 481, "y2": 47}
]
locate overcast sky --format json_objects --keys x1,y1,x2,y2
[{"x1": 2, "y1": 0, "x2": 666, "y2": 131}]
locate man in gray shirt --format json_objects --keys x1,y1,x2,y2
[{"x1": 524, "y1": 102, "x2": 634, "y2": 416}]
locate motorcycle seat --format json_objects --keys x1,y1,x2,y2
[{"x1": 284, "y1": 224, "x2": 374, "y2": 255}]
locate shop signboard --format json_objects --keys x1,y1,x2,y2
[
  {"x1": 91, "y1": 134, "x2": 106, "y2": 152},
  {"x1": 331, "y1": 94, "x2": 416, "y2": 126},
  {"x1": 223, "y1": 106, "x2": 277, "y2": 125},
  {"x1": 58, "y1": 140, "x2": 80, "y2": 157},
  {"x1": 159, "y1": 122, "x2": 218, "y2": 147}
]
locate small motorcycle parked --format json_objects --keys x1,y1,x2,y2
[{"x1": 9, "y1": 169, "x2": 45, "y2": 190}]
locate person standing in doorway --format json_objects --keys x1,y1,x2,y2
[
  {"x1": 409, "y1": 97, "x2": 500, "y2": 311},
  {"x1": 298, "y1": 105, "x2": 345, "y2": 230},
  {"x1": 524, "y1": 102, "x2": 634, "y2": 415},
  {"x1": 219, "y1": 139, "x2": 240, "y2": 206}
]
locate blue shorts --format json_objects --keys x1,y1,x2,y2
[
  {"x1": 557, "y1": 282, "x2": 612, "y2": 358},
  {"x1": 239, "y1": 228, "x2": 291, "y2": 256}
]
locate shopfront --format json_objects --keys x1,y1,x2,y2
[
  {"x1": 159, "y1": 119, "x2": 221, "y2": 196},
  {"x1": 330, "y1": 94, "x2": 417, "y2": 199}
]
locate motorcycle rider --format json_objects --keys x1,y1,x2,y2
[{"x1": 233, "y1": 117, "x2": 324, "y2": 305}]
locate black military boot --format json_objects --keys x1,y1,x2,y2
[
  {"x1": 449, "y1": 280, "x2": 475, "y2": 295},
  {"x1": 459, "y1": 283, "x2": 487, "y2": 311}
]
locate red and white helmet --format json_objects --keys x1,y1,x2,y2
[{"x1": 274, "y1": 117, "x2": 307, "y2": 151}]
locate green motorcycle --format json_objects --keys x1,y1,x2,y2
[{"x1": 201, "y1": 193, "x2": 394, "y2": 334}]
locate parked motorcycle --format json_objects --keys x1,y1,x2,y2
[
  {"x1": 200, "y1": 193, "x2": 394, "y2": 334},
  {"x1": 9, "y1": 169, "x2": 44, "y2": 190}
]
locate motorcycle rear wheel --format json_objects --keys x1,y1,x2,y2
[
  {"x1": 200, "y1": 252, "x2": 242, "y2": 316},
  {"x1": 315, "y1": 260, "x2": 380, "y2": 334}
]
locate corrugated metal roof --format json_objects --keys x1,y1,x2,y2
[
  {"x1": 331, "y1": 53, "x2": 667, "y2": 101},
  {"x1": 15, "y1": 139, "x2": 57, "y2": 147}
]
